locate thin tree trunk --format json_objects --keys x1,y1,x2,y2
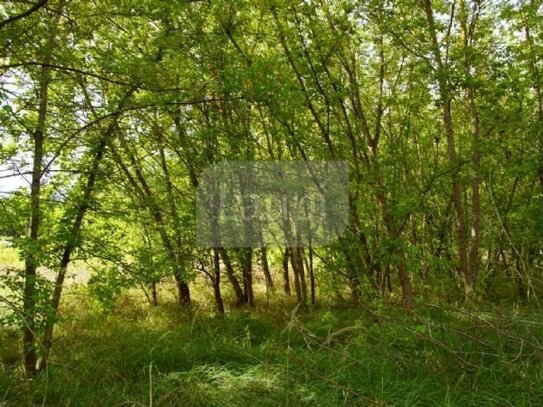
[
  {"x1": 242, "y1": 248, "x2": 255, "y2": 307},
  {"x1": 294, "y1": 228, "x2": 308, "y2": 303},
  {"x1": 156, "y1": 126, "x2": 191, "y2": 305},
  {"x1": 151, "y1": 282, "x2": 158, "y2": 306},
  {"x1": 111, "y1": 142, "x2": 191, "y2": 306},
  {"x1": 460, "y1": 1, "x2": 482, "y2": 287},
  {"x1": 219, "y1": 248, "x2": 245, "y2": 306},
  {"x1": 22, "y1": 3, "x2": 62, "y2": 376},
  {"x1": 37, "y1": 84, "x2": 137, "y2": 372},
  {"x1": 424, "y1": 0, "x2": 472, "y2": 299},
  {"x1": 523, "y1": 0, "x2": 543, "y2": 192},
  {"x1": 289, "y1": 246, "x2": 307, "y2": 304},
  {"x1": 282, "y1": 247, "x2": 291, "y2": 296},
  {"x1": 208, "y1": 175, "x2": 224, "y2": 314},
  {"x1": 213, "y1": 248, "x2": 225, "y2": 315},
  {"x1": 238, "y1": 170, "x2": 255, "y2": 307},
  {"x1": 281, "y1": 195, "x2": 305, "y2": 304},
  {"x1": 374, "y1": 177, "x2": 413, "y2": 308},
  {"x1": 340, "y1": 32, "x2": 413, "y2": 307},
  {"x1": 38, "y1": 130, "x2": 110, "y2": 372},
  {"x1": 142, "y1": 223, "x2": 159, "y2": 306},
  {"x1": 290, "y1": 249, "x2": 303, "y2": 303},
  {"x1": 260, "y1": 246, "x2": 274, "y2": 290},
  {"x1": 303, "y1": 247, "x2": 316, "y2": 305}
]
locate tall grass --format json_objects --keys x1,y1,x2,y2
[{"x1": 1, "y1": 290, "x2": 542, "y2": 406}]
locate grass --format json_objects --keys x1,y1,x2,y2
[
  {"x1": 0, "y1": 239, "x2": 22, "y2": 269},
  {"x1": 1, "y1": 288, "x2": 543, "y2": 406}
]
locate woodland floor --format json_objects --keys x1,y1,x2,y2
[{"x1": 1, "y1": 284, "x2": 543, "y2": 406}]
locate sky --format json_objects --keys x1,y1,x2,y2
[{"x1": 0, "y1": 162, "x2": 30, "y2": 195}]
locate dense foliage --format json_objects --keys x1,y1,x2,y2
[{"x1": 0, "y1": 0, "x2": 542, "y2": 404}]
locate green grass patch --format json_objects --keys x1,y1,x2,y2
[
  {"x1": 0, "y1": 239, "x2": 21, "y2": 269},
  {"x1": 1, "y1": 294, "x2": 542, "y2": 406}
]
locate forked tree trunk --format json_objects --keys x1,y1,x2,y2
[
  {"x1": 281, "y1": 196, "x2": 306, "y2": 304},
  {"x1": 289, "y1": 246, "x2": 307, "y2": 304},
  {"x1": 219, "y1": 249, "x2": 245, "y2": 306}
]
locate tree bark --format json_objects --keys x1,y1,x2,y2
[
  {"x1": 219, "y1": 248, "x2": 245, "y2": 306},
  {"x1": 111, "y1": 141, "x2": 191, "y2": 306},
  {"x1": 282, "y1": 247, "x2": 291, "y2": 296},
  {"x1": 241, "y1": 248, "x2": 255, "y2": 307},
  {"x1": 38, "y1": 130, "x2": 109, "y2": 372},
  {"x1": 22, "y1": 2, "x2": 62, "y2": 376},
  {"x1": 212, "y1": 248, "x2": 225, "y2": 315},
  {"x1": 260, "y1": 245, "x2": 274, "y2": 291},
  {"x1": 424, "y1": 0, "x2": 473, "y2": 299},
  {"x1": 303, "y1": 247, "x2": 316, "y2": 305},
  {"x1": 460, "y1": 0, "x2": 482, "y2": 288},
  {"x1": 523, "y1": 0, "x2": 543, "y2": 193},
  {"x1": 280, "y1": 195, "x2": 306, "y2": 304}
]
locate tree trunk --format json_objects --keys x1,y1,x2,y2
[
  {"x1": 280, "y1": 195, "x2": 306, "y2": 304},
  {"x1": 373, "y1": 174, "x2": 413, "y2": 308},
  {"x1": 238, "y1": 170, "x2": 255, "y2": 307},
  {"x1": 303, "y1": 247, "x2": 316, "y2": 305},
  {"x1": 219, "y1": 248, "x2": 245, "y2": 306},
  {"x1": 289, "y1": 246, "x2": 306, "y2": 304},
  {"x1": 260, "y1": 246, "x2": 274, "y2": 290},
  {"x1": 424, "y1": 0, "x2": 472, "y2": 299},
  {"x1": 175, "y1": 277, "x2": 191, "y2": 306},
  {"x1": 242, "y1": 248, "x2": 255, "y2": 307},
  {"x1": 22, "y1": 3, "x2": 62, "y2": 376},
  {"x1": 282, "y1": 247, "x2": 291, "y2": 296},
  {"x1": 157, "y1": 128, "x2": 191, "y2": 306},
  {"x1": 112, "y1": 141, "x2": 191, "y2": 306},
  {"x1": 38, "y1": 130, "x2": 110, "y2": 372},
  {"x1": 213, "y1": 248, "x2": 225, "y2": 315},
  {"x1": 523, "y1": 1, "x2": 543, "y2": 193},
  {"x1": 151, "y1": 282, "x2": 158, "y2": 306},
  {"x1": 460, "y1": 1, "x2": 482, "y2": 288}
]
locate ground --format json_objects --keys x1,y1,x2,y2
[
  {"x1": 1, "y1": 289, "x2": 543, "y2": 406},
  {"x1": 1, "y1": 242, "x2": 542, "y2": 406}
]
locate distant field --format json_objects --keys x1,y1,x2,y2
[
  {"x1": 0, "y1": 239, "x2": 91, "y2": 284},
  {"x1": 0, "y1": 239, "x2": 22, "y2": 269}
]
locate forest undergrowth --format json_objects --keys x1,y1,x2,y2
[{"x1": 1, "y1": 286, "x2": 542, "y2": 406}]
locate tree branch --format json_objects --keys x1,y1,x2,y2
[{"x1": 0, "y1": 0, "x2": 48, "y2": 30}]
